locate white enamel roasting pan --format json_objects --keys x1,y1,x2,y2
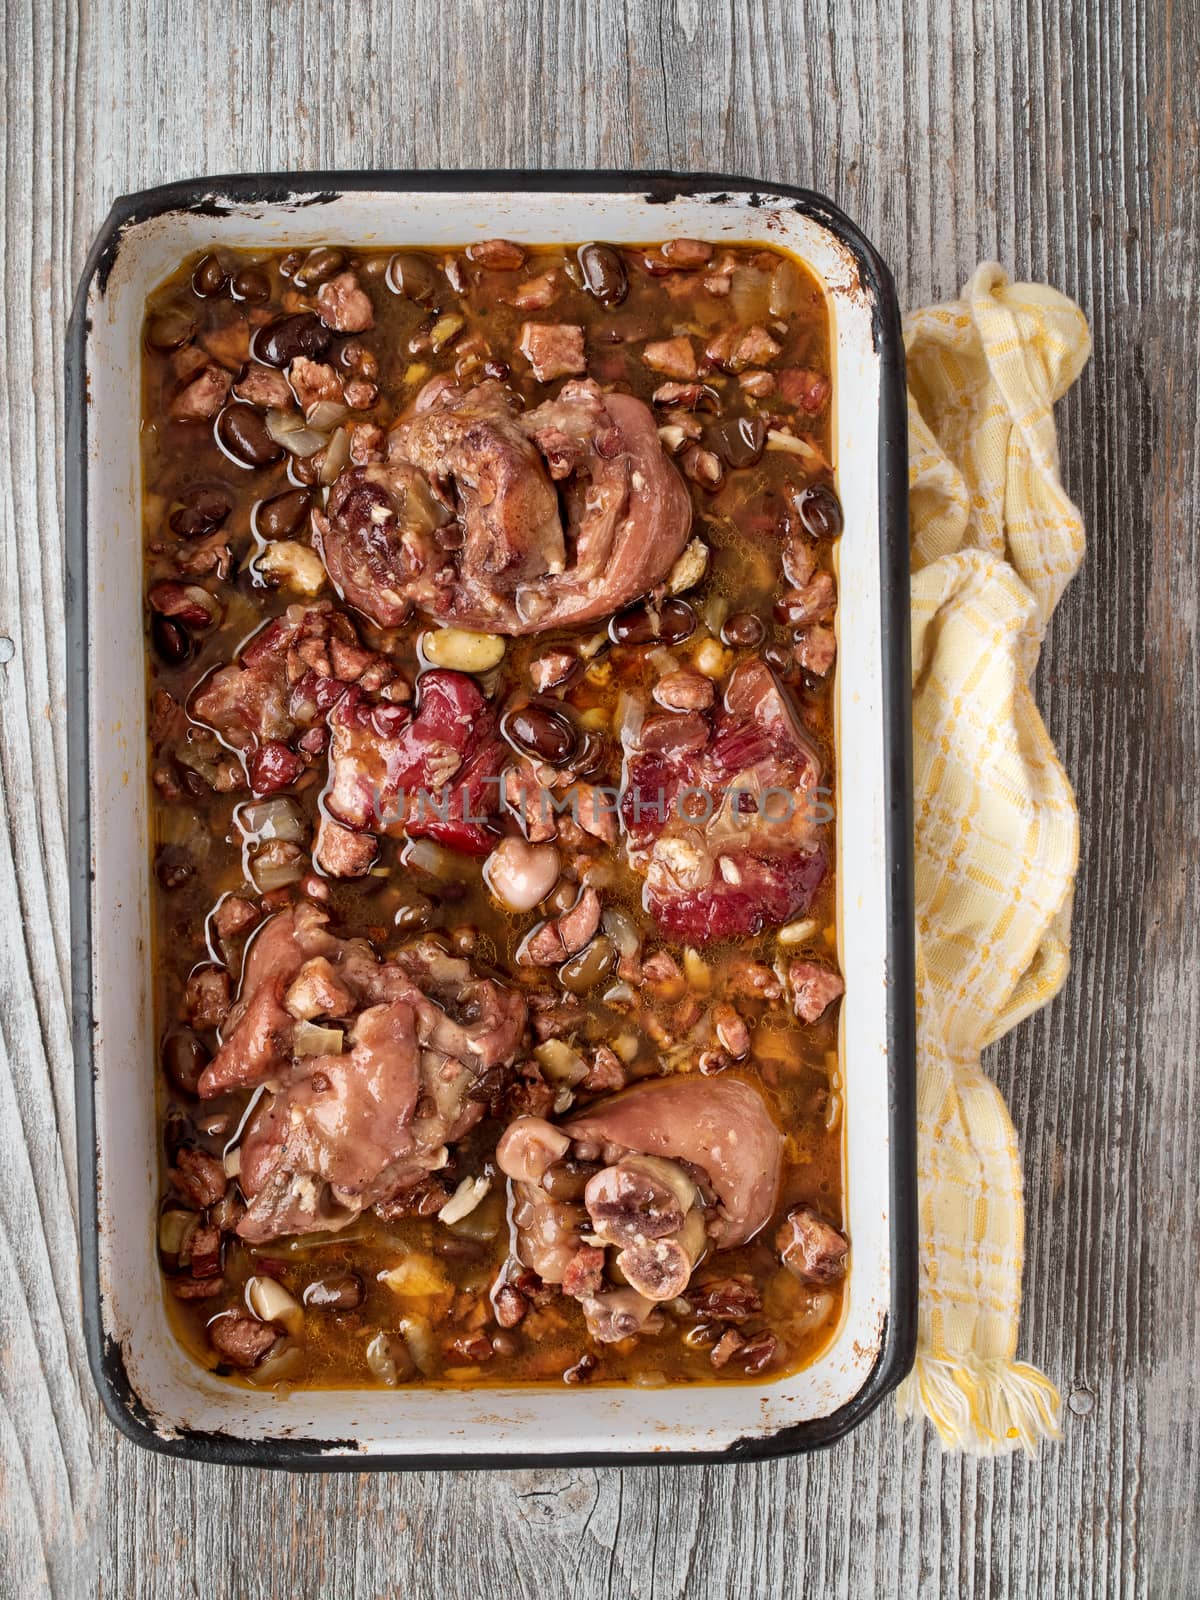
[{"x1": 66, "y1": 171, "x2": 915, "y2": 1466}]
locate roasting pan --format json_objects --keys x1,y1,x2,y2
[{"x1": 66, "y1": 170, "x2": 916, "y2": 1466}]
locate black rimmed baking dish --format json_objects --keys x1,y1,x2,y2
[{"x1": 66, "y1": 170, "x2": 915, "y2": 1467}]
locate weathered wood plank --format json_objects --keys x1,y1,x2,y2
[{"x1": 0, "y1": 0, "x2": 1194, "y2": 1594}]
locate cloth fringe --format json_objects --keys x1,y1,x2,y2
[{"x1": 896, "y1": 1352, "x2": 1062, "y2": 1457}]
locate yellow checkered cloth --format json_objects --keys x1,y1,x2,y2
[{"x1": 893, "y1": 264, "x2": 1091, "y2": 1454}]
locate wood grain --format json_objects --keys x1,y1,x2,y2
[{"x1": 1, "y1": 0, "x2": 1195, "y2": 1594}]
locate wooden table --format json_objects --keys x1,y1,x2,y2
[{"x1": 2, "y1": 1, "x2": 1194, "y2": 1594}]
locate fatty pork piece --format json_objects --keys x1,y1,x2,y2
[
  {"x1": 495, "y1": 1077, "x2": 783, "y2": 1343},
  {"x1": 620, "y1": 657, "x2": 828, "y2": 942},
  {"x1": 320, "y1": 667, "x2": 507, "y2": 863},
  {"x1": 188, "y1": 600, "x2": 389, "y2": 796},
  {"x1": 316, "y1": 376, "x2": 691, "y2": 634},
  {"x1": 196, "y1": 903, "x2": 527, "y2": 1240}
]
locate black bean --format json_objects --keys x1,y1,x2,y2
[
  {"x1": 169, "y1": 485, "x2": 232, "y2": 539},
  {"x1": 546, "y1": 877, "x2": 580, "y2": 915},
  {"x1": 163, "y1": 1108, "x2": 193, "y2": 1162},
  {"x1": 386, "y1": 252, "x2": 441, "y2": 305},
  {"x1": 334, "y1": 340, "x2": 378, "y2": 377},
  {"x1": 217, "y1": 404, "x2": 285, "y2": 468},
  {"x1": 434, "y1": 1234, "x2": 487, "y2": 1261},
  {"x1": 253, "y1": 312, "x2": 332, "y2": 369},
  {"x1": 151, "y1": 611, "x2": 191, "y2": 665},
  {"x1": 146, "y1": 309, "x2": 197, "y2": 352},
  {"x1": 155, "y1": 844, "x2": 195, "y2": 891},
  {"x1": 609, "y1": 597, "x2": 697, "y2": 647},
  {"x1": 541, "y1": 1158, "x2": 603, "y2": 1202},
  {"x1": 721, "y1": 610, "x2": 766, "y2": 647},
  {"x1": 162, "y1": 1029, "x2": 210, "y2": 1095},
  {"x1": 558, "y1": 935, "x2": 617, "y2": 995},
  {"x1": 794, "y1": 483, "x2": 843, "y2": 540},
  {"x1": 293, "y1": 247, "x2": 345, "y2": 288},
  {"x1": 706, "y1": 415, "x2": 766, "y2": 468},
  {"x1": 231, "y1": 266, "x2": 271, "y2": 303},
  {"x1": 572, "y1": 729, "x2": 606, "y2": 778},
  {"x1": 393, "y1": 890, "x2": 435, "y2": 932},
  {"x1": 255, "y1": 487, "x2": 311, "y2": 540},
  {"x1": 763, "y1": 640, "x2": 793, "y2": 674},
  {"x1": 302, "y1": 1272, "x2": 364, "y2": 1310},
  {"x1": 501, "y1": 702, "x2": 578, "y2": 765},
  {"x1": 577, "y1": 243, "x2": 629, "y2": 306},
  {"x1": 191, "y1": 254, "x2": 228, "y2": 298}
]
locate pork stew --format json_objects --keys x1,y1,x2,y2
[{"x1": 142, "y1": 236, "x2": 848, "y2": 1389}]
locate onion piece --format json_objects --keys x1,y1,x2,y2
[
  {"x1": 293, "y1": 1021, "x2": 343, "y2": 1057},
  {"x1": 235, "y1": 797, "x2": 305, "y2": 845},
  {"x1": 666, "y1": 538, "x2": 710, "y2": 596},
  {"x1": 400, "y1": 837, "x2": 458, "y2": 879},
  {"x1": 602, "y1": 980, "x2": 637, "y2": 1007},
  {"x1": 319, "y1": 425, "x2": 351, "y2": 485},
  {"x1": 250, "y1": 844, "x2": 306, "y2": 891},
  {"x1": 615, "y1": 691, "x2": 645, "y2": 750},
  {"x1": 765, "y1": 429, "x2": 828, "y2": 470},
  {"x1": 683, "y1": 947, "x2": 711, "y2": 991},
  {"x1": 306, "y1": 400, "x2": 349, "y2": 432},
  {"x1": 534, "y1": 1039, "x2": 588, "y2": 1085},
  {"x1": 777, "y1": 917, "x2": 819, "y2": 946},
  {"x1": 365, "y1": 1330, "x2": 414, "y2": 1387},
  {"x1": 158, "y1": 1208, "x2": 198, "y2": 1257},
  {"x1": 611, "y1": 1031, "x2": 640, "y2": 1063},
  {"x1": 429, "y1": 313, "x2": 464, "y2": 352},
  {"x1": 728, "y1": 267, "x2": 773, "y2": 326},
  {"x1": 265, "y1": 407, "x2": 328, "y2": 458},
  {"x1": 405, "y1": 472, "x2": 453, "y2": 534},
  {"x1": 768, "y1": 259, "x2": 805, "y2": 318},
  {"x1": 379, "y1": 1253, "x2": 451, "y2": 1298},
  {"x1": 437, "y1": 1175, "x2": 492, "y2": 1226},
  {"x1": 396, "y1": 1314, "x2": 437, "y2": 1374},
  {"x1": 246, "y1": 1339, "x2": 304, "y2": 1387}
]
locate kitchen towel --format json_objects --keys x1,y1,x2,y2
[{"x1": 895, "y1": 263, "x2": 1090, "y2": 1453}]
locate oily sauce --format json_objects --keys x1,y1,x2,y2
[{"x1": 142, "y1": 236, "x2": 845, "y2": 1390}]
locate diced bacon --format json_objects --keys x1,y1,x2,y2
[
  {"x1": 518, "y1": 322, "x2": 587, "y2": 381},
  {"x1": 233, "y1": 363, "x2": 294, "y2": 409},
  {"x1": 787, "y1": 961, "x2": 844, "y2": 1023},
  {"x1": 316, "y1": 271, "x2": 375, "y2": 333},
  {"x1": 169, "y1": 363, "x2": 230, "y2": 421},
  {"x1": 506, "y1": 270, "x2": 559, "y2": 310},
  {"x1": 561, "y1": 1245, "x2": 606, "y2": 1298},
  {"x1": 467, "y1": 238, "x2": 526, "y2": 269},
  {"x1": 521, "y1": 886, "x2": 602, "y2": 966},
  {"x1": 313, "y1": 816, "x2": 378, "y2": 878},
  {"x1": 776, "y1": 1205, "x2": 848, "y2": 1282},
  {"x1": 289, "y1": 356, "x2": 343, "y2": 412},
  {"x1": 642, "y1": 337, "x2": 698, "y2": 380},
  {"x1": 732, "y1": 325, "x2": 782, "y2": 369},
  {"x1": 793, "y1": 623, "x2": 837, "y2": 677},
  {"x1": 777, "y1": 367, "x2": 831, "y2": 414}
]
